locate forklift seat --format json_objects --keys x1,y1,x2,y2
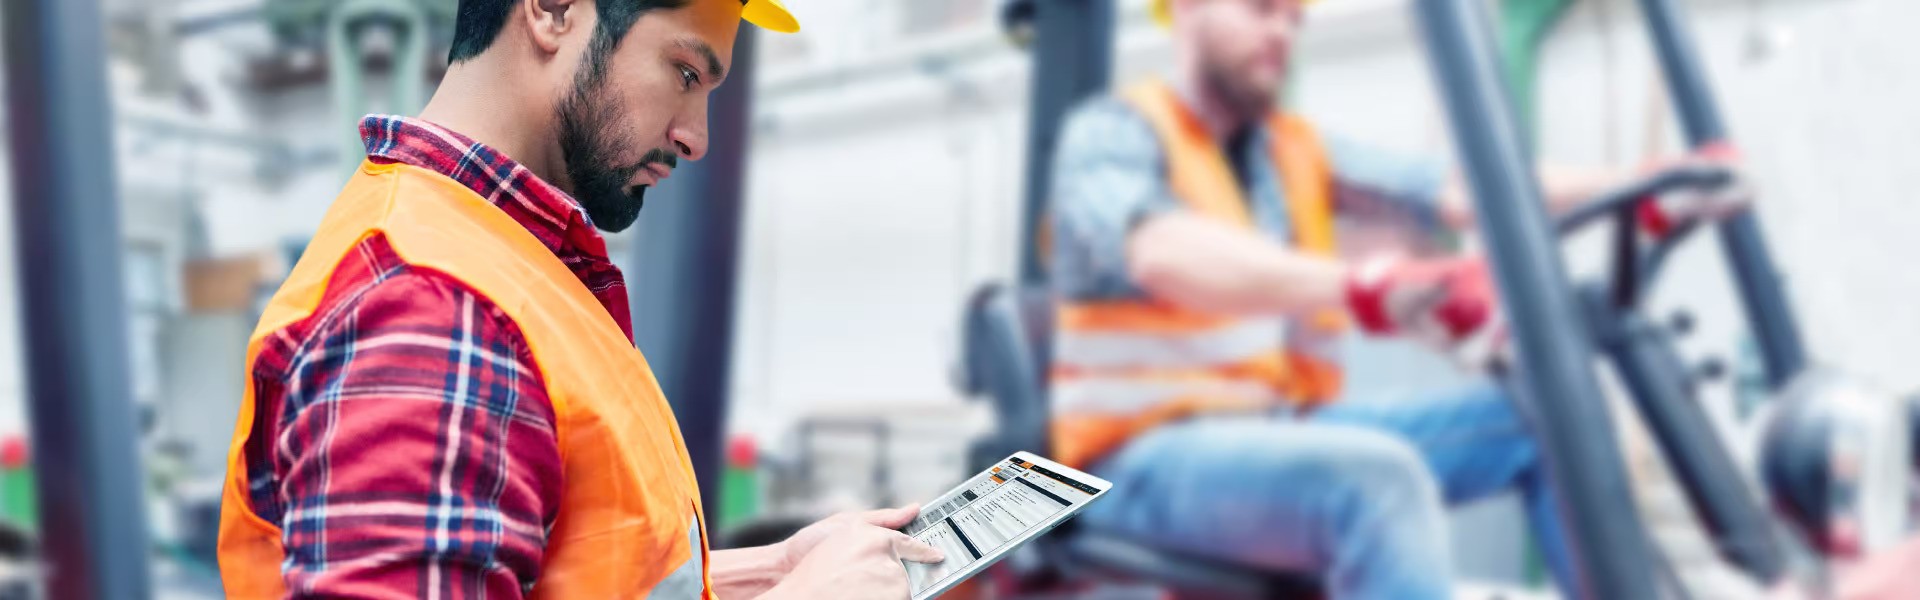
[{"x1": 957, "y1": 282, "x2": 1324, "y2": 599}]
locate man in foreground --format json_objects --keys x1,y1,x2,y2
[{"x1": 217, "y1": 1, "x2": 940, "y2": 597}]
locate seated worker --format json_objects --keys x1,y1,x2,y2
[
  {"x1": 1047, "y1": 0, "x2": 1651, "y2": 597},
  {"x1": 216, "y1": 0, "x2": 943, "y2": 598}
]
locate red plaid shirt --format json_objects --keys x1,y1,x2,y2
[{"x1": 242, "y1": 116, "x2": 630, "y2": 598}]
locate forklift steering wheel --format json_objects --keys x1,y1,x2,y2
[{"x1": 1548, "y1": 162, "x2": 1746, "y2": 309}]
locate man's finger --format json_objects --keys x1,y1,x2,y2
[
  {"x1": 863, "y1": 503, "x2": 921, "y2": 528},
  {"x1": 890, "y1": 532, "x2": 945, "y2": 564}
]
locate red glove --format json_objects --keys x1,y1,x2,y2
[{"x1": 1345, "y1": 256, "x2": 1498, "y2": 349}]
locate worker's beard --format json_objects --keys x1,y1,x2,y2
[
  {"x1": 1200, "y1": 58, "x2": 1278, "y2": 127},
  {"x1": 554, "y1": 42, "x2": 667, "y2": 234}
]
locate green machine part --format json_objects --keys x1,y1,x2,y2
[
  {"x1": 1284, "y1": 0, "x2": 1571, "y2": 134},
  {"x1": 0, "y1": 471, "x2": 33, "y2": 529},
  {"x1": 0, "y1": 439, "x2": 33, "y2": 528},
  {"x1": 720, "y1": 436, "x2": 763, "y2": 524},
  {"x1": 1498, "y1": 0, "x2": 1576, "y2": 138},
  {"x1": 264, "y1": 0, "x2": 458, "y2": 169}
]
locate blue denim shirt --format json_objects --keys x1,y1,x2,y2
[{"x1": 1048, "y1": 97, "x2": 1448, "y2": 301}]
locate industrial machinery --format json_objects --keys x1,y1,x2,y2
[
  {"x1": 1415, "y1": 0, "x2": 1913, "y2": 595},
  {"x1": 959, "y1": 0, "x2": 1918, "y2": 597}
]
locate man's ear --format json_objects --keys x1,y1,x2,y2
[{"x1": 521, "y1": 0, "x2": 583, "y2": 54}]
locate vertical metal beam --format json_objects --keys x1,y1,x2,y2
[
  {"x1": 1411, "y1": 0, "x2": 1658, "y2": 597},
  {"x1": 1016, "y1": 0, "x2": 1113, "y2": 285},
  {"x1": 1635, "y1": 0, "x2": 1806, "y2": 388},
  {"x1": 1636, "y1": 0, "x2": 1724, "y2": 144},
  {"x1": 3, "y1": 0, "x2": 156, "y2": 597},
  {"x1": 629, "y1": 27, "x2": 757, "y2": 532}
]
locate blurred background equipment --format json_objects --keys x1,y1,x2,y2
[
  {"x1": 1009, "y1": 0, "x2": 1109, "y2": 285},
  {"x1": 1417, "y1": 0, "x2": 1919, "y2": 597},
  {"x1": 4, "y1": 0, "x2": 156, "y2": 598},
  {"x1": 1, "y1": 0, "x2": 1919, "y2": 598},
  {"x1": 181, "y1": 0, "x2": 455, "y2": 165},
  {"x1": 1759, "y1": 370, "x2": 1912, "y2": 557}
]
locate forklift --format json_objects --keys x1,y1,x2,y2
[{"x1": 958, "y1": 0, "x2": 1919, "y2": 597}]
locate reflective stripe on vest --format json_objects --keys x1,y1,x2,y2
[
  {"x1": 1054, "y1": 317, "x2": 1286, "y2": 370},
  {"x1": 1050, "y1": 80, "x2": 1347, "y2": 469},
  {"x1": 1054, "y1": 375, "x2": 1285, "y2": 416},
  {"x1": 217, "y1": 161, "x2": 713, "y2": 599}
]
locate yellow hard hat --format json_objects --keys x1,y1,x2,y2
[
  {"x1": 742, "y1": 0, "x2": 800, "y2": 33},
  {"x1": 1151, "y1": 0, "x2": 1315, "y2": 27}
]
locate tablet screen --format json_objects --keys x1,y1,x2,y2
[{"x1": 901, "y1": 456, "x2": 1104, "y2": 595}]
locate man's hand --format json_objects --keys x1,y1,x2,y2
[
  {"x1": 759, "y1": 520, "x2": 945, "y2": 600},
  {"x1": 777, "y1": 504, "x2": 925, "y2": 574},
  {"x1": 712, "y1": 505, "x2": 934, "y2": 599},
  {"x1": 1637, "y1": 149, "x2": 1753, "y2": 238},
  {"x1": 1346, "y1": 256, "x2": 1501, "y2": 361}
]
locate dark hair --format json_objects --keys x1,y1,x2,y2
[{"x1": 448, "y1": 0, "x2": 693, "y2": 64}]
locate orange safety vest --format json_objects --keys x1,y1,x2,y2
[
  {"x1": 218, "y1": 161, "x2": 713, "y2": 599},
  {"x1": 1050, "y1": 80, "x2": 1348, "y2": 469}
]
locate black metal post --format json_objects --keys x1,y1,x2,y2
[
  {"x1": 1016, "y1": 0, "x2": 1113, "y2": 284},
  {"x1": 1412, "y1": 0, "x2": 1658, "y2": 597},
  {"x1": 1595, "y1": 295, "x2": 1788, "y2": 582},
  {"x1": 629, "y1": 28, "x2": 758, "y2": 532},
  {"x1": 1636, "y1": 0, "x2": 1806, "y2": 388},
  {"x1": 3, "y1": 0, "x2": 156, "y2": 597}
]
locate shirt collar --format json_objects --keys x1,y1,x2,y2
[
  {"x1": 358, "y1": 115, "x2": 635, "y2": 339},
  {"x1": 358, "y1": 115, "x2": 613, "y2": 265}
]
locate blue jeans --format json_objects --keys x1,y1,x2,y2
[{"x1": 1077, "y1": 382, "x2": 1570, "y2": 600}]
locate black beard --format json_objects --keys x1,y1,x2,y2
[
  {"x1": 555, "y1": 75, "x2": 648, "y2": 234},
  {"x1": 1201, "y1": 59, "x2": 1276, "y2": 126}
]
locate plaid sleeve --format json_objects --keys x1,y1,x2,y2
[
  {"x1": 1047, "y1": 98, "x2": 1182, "y2": 301},
  {"x1": 273, "y1": 268, "x2": 561, "y2": 599}
]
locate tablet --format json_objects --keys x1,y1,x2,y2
[{"x1": 900, "y1": 451, "x2": 1111, "y2": 600}]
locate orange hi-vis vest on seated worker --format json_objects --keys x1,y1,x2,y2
[
  {"x1": 1051, "y1": 80, "x2": 1348, "y2": 469},
  {"x1": 219, "y1": 161, "x2": 713, "y2": 599}
]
